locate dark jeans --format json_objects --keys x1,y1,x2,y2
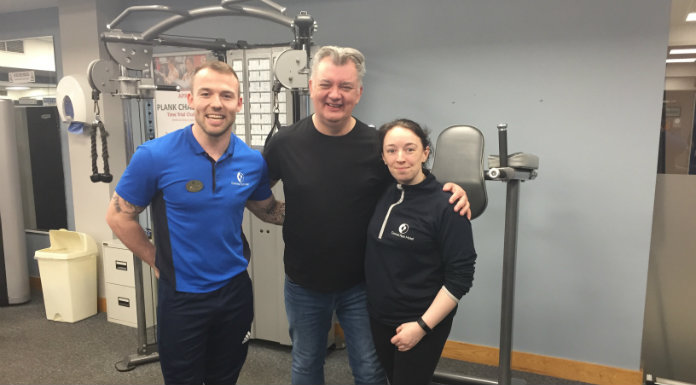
[
  {"x1": 285, "y1": 277, "x2": 386, "y2": 385},
  {"x1": 369, "y1": 312, "x2": 455, "y2": 385},
  {"x1": 157, "y1": 272, "x2": 254, "y2": 385}
]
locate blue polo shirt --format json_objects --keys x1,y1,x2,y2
[{"x1": 116, "y1": 124, "x2": 271, "y2": 293}]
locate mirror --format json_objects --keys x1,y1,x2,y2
[{"x1": 0, "y1": 35, "x2": 57, "y2": 103}]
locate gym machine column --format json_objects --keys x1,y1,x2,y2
[{"x1": 431, "y1": 123, "x2": 538, "y2": 385}]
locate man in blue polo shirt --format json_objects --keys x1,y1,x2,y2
[{"x1": 106, "y1": 60, "x2": 284, "y2": 384}]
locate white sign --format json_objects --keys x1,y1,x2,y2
[
  {"x1": 155, "y1": 90, "x2": 194, "y2": 137},
  {"x1": 9, "y1": 71, "x2": 35, "y2": 83}
]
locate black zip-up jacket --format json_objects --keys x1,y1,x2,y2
[{"x1": 365, "y1": 173, "x2": 477, "y2": 326}]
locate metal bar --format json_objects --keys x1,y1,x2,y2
[
  {"x1": 121, "y1": 68, "x2": 135, "y2": 164},
  {"x1": 432, "y1": 371, "x2": 497, "y2": 385},
  {"x1": 133, "y1": 253, "x2": 148, "y2": 353},
  {"x1": 222, "y1": 0, "x2": 287, "y2": 14},
  {"x1": 119, "y1": 90, "x2": 158, "y2": 369},
  {"x1": 141, "y1": 6, "x2": 292, "y2": 42},
  {"x1": 498, "y1": 179, "x2": 520, "y2": 385},
  {"x1": 292, "y1": 90, "x2": 301, "y2": 123},
  {"x1": 486, "y1": 167, "x2": 536, "y2": 181},
  {"x1": 115, "y1": 350, "x2": 160, "y2": 372},
  {"x1": 107, "y1": 5, "x2": 189, "y2": 30},
  {"x1": 647, "y1": 375, "x2": 696, "y2": 385}
]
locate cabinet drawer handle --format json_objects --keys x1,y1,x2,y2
[
  {"x1": 115, "y1": 260, "x2": 128, "y2": 271},
  {"x1": 117, "y1": 297, "x2": 131, "y2": 307}
]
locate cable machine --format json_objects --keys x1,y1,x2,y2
[{"x1": 60, "y1": 0, "x2": 317, "y2": 371}]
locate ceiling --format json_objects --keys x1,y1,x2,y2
[{"x1": 669, "y1": 0, "x2": 696, "y2": 47}]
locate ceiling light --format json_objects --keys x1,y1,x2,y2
[
  {"x1": 687, "y1": 12, "x2": 696, "y2": 21},
  {"x1": 670, "y1": 48, "x2": 696, "y2": 55},
  {"x1": 666, "y1": 58, "x2": 696, "y2": 63},
  {"x1": 5, "y1": 86, "x2": 30, "y2": 90}
]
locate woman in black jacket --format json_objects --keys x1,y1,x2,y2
[{"x1": 365, "y1": 118, "x2": 478, "y2": 385}]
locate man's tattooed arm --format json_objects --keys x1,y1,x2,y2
[
  {"x1": 111, "y1": 193, "x2": 146, "y2": 217},
  {"x1": 246, "y1": 195, "x2": 285, "y2": 225},
  {"x1": 106, "y1": 192, "x2": 157, "y2": 275}
]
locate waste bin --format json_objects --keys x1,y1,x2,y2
[{"x1": 34, "y1": 229, "x2": 98, "y2": 323}]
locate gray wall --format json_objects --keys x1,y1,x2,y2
[{"x1": 4, "y1": 0, "x2": 670, "y2": 372}]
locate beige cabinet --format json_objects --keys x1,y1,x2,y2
[{"x1": 102, "y1": 240, "x2": 157, "y2": 328}]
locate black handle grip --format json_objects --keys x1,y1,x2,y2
[
  {"x1": 497, "y1": 123, "x2": 508, "y2": 167},
  {"x1": 156, "y1": 85, "x2": 180, "y2": 91}
]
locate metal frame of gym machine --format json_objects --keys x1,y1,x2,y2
[
  {"x1": 431, "y1": 124, "x2": 538, "y2": 385},
  {"x1": 84, "y1": 0, "x2": 316, "y2": 371}
]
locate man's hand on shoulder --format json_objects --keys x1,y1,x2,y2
[{"x1": 442, "y1": 182, "x2": 471, "y2": 219}]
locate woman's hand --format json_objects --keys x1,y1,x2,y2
[{"x1": 390, "y1": 321, "x2": 427, "y2": 352}]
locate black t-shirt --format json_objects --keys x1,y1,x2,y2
[{"x1": 264, "y1": 116, "x2": 392, "y2": 292}]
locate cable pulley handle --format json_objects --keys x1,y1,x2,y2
[
  {"x1": 90, "y1": 122, "x2": 100, "y2": 182},
  {"x1": 87, "y1": 89, "x2": 113, "y2": 183},
  {"x1": 88, "y1": 118, "x2": 113, "y2": 183},
  {"x1": 98, "y1": 120, "x2": 113, "y2": 183},
  {"x1": 264, "y1": 81, "x2": 284, "y2": 149}
]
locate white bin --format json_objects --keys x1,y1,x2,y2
[{"x1": 34, "y1": 229, "x2": 98, "y2": 323}]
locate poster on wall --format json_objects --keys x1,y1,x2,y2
[{"x1": 153, "y1": 53, "x2": 210, "y2": 137}]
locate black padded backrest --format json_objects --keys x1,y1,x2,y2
[{"x1": 431, "y1": 125, "x2": 488, "y2": 220}]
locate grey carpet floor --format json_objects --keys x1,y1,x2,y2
[{"x1": 0, "y1": 290, "x2": 592, "y2": 385}]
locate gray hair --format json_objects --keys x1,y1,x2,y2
[{"x1": 311, "y1": 46, "x2": 366, "y2": 84}]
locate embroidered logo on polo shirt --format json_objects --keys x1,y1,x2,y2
[
  {"x1": 231, "y1": 171, "x2": 250, "y2": 186},
  {"x1": 186, "y1": 180, "x2": 204, "y2": 192},
  {"x1": 391, "y1": 223, "x2": 414, "y2": 241}
]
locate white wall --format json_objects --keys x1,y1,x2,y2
[{"x1": 2, "y1": 0, "x2": 670, "y2": 372}]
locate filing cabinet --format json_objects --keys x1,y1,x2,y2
[{"x1": 102, "y1": 240, "x2": 157, "y2": 328}]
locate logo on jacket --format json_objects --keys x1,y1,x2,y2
[
  {"x1": 231, "y1": 171, "x2": 250, "y2": 186},
  {"x1": 398, "y1": 223, "x2": 409, "y2": 234},
  {"x1": 391, "y1": 223, "x2": 414, "y2": 241}
]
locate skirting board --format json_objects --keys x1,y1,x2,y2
[
  {"x1": 441, "y1": 340, "x2": 643, "y2": 385},
  {"x1": 29, "y1": 276, "x2": 107, "y2": 313}
]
